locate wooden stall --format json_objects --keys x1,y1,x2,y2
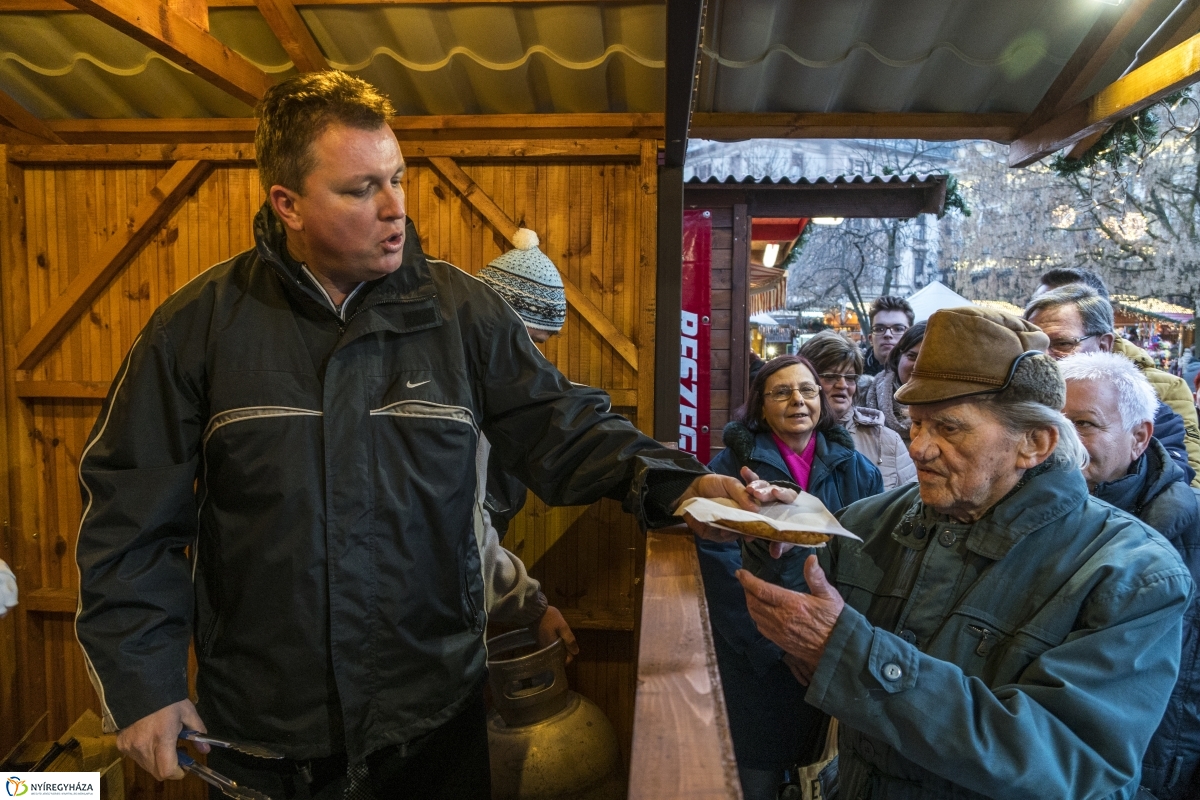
[
  {"x1": 0, "y1": 134, "x2": 658, "y2": 796},
  {"x1": 683, "y1": 176, "x2": 948, "y2": 463}
]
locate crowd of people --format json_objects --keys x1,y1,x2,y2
[{"x1": 701, "y1": 267, "x2": 1200, "y2": 800}]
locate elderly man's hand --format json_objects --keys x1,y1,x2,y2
[
  {"x1": 676, "y1": 467, "x2": 799, "y2": 543},
  {"x1": 737, "y1": 555, "x2": 844, "y2": 685}
]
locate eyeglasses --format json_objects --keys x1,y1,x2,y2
[
  {"x1": 1048, "y1": 334, "x2": 1097, "y2": 355},
  {"x1": 818, "y1": 372, "x2": 859, "y2": 385},
  {"x1": 871, "y1": 324, "x2": 908, "y2": 337},
  {"x1": 765, "y1": 384, "x2": 821, "y2": 402}
]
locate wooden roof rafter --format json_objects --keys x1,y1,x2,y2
[
  {"x1": 62, "y1": 0, "x2": 275, "y2": 107},
  {"x1": 1016, "y1": 0, "x2": 1158, "y2": 138},
  {"x1": 253, "y1": 0, "x2": 329, "y2": 73},
  {"x1": 2, "y1": 0, "x2": 657, "y2": 8},
  {"x1": 692, "y1": 112, "x2": 1025, "y2": 143},
  {"x1": 1009, "y1": 31, "x2": 1200, "y2": 167}
]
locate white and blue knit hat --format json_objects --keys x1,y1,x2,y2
[{"x1": 478, "y1": 228, "x2": 567, "y2": 333}]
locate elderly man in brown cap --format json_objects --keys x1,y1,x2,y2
[{"x1": 726, "y1": 307, "x2": 1193, "y2": 800}]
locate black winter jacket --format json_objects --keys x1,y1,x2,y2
[
  {"x1": 75, "y1": 205, "x2": 706, "y2": 761},
  {"x1": 1093, "y1": 439, "x2": 1200, "y2": 800}
]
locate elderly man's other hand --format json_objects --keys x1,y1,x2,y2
[
  {"x1": 536, "y1": 605, "x2": 580, "y2": 665},
  {"x1": 676, "y1": 467, "x2": 799, "y2": 544},
  {"x1": 116, "y1": 698, "x2": 210, "y2": 781},
  {"x1": 738, "y1": 555, "x2": 844, "y2": 685}
]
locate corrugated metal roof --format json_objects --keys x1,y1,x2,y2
[
  {"x1": 0, "y1": 5, "x2": 665, "y2": 119},
  {"x1": 686, "y1": 172, "x2": 945, "y2": 185},
  {"x1": 695, "y1": 0, "x2": 1181, "y2": 115}
]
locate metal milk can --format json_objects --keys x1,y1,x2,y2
[{"x1": 486, "y1": 629, "x2": 625, "y2": 800}]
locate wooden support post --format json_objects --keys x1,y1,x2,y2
[
  {"x1": 64, "y1": 0, "x2": 274, "y2": 106},
  {"x1": 16, "y1": 159, "x2": 213, "y2": 369},
  {"x1": 1010, "y1": 32, "x2": 1200, "y2": 167},
  {"x1": 254, "y1": 0, "x2": 330, "y2": 72},
  {"x1": 425, "y1": 155, "x2": 640, "y2": 370},
  {"x1": 629, "y1": 530, "x2": 741, "y2": 800}
]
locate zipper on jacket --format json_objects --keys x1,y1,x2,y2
[
  {"x1": 462, "y1": 572, "x2": 484, "y2": 634},
  {"x1": 199, "y1": 613, "x2": 222, "y2": 657},
  {"x1": 967, "y1": 624, "x2": 997, "y2": 657}
]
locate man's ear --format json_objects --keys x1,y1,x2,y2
[
  {"x1": 1130, "y1": 419, "x2": 1153, "y2": 461},
  {"x1": 1016, "y1": 425, "x2": 1059, "y2": 469},
  {"x1": 1097, "y1": 332, "x2": 1115, "y2": 353},
  {"x1": 269, "y1": 185, "x2": 304, "y2": 232}
]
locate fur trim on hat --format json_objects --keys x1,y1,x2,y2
[{"x1": 997, "y1": 353, "x2": 1066, "y2": 409}]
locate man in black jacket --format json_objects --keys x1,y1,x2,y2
[
  {"x1": 1061, "y1": 352, "x2": 1200, "y2": 800},
  {"x1": 74, "y1": 71, "x2": 755, "y2": 799}
]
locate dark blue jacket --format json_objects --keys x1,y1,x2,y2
[
  {"x1": 1155, "y1": 401, "x2": 1196, "y2": 485},
  {"x1": 695, "y1": 423, "x2": 882, "y2": 769},
  {"x1": 1094, "y1": 439, "x2": 1200, "y2": 800}
]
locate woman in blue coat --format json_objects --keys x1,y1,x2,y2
[{"x1": 697, "y1": 354, "x2": 883, "y2": 799}]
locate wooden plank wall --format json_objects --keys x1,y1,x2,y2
[{"x1": 0, "y1": 140, "x2": 658, "y2": 798}]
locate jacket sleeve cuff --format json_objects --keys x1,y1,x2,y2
[
  {"x1": 806, "y1": 604, "x2": 920, "y2": 710},
  {"x1": 624, "y1": 456, "x2": 710, "y2": 529}
]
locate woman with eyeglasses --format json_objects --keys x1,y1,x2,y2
[
  {"x1": 695, "y1": 354, "x2": 882, "y2": 800},
  {"x1": 859, "y1": 321, "x2": 926, "y2": 443},
  {"x1": 800, "y1": 330, "x2": 915, "y2": 490}
]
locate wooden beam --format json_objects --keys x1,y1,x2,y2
[
  {"x1": 63, "y1": 0, "x2": 274, "y2": 107},
  {"x1": 629, "y1": 530, "x2": 740, "y2": 800},
  {"x1": 691, "y1": 112, "x2": 1025, "y2": 143},
  {"x1": 2, "y1": 0, "x2": 656, "y2": 8},
  {"x1": 1017, "y1": 0, "x2": 1157, "y2": 137},
  {"x1": 1063, "y1": 2, "x2": 1200, "y2": 162},
  {"x1": 168, "y1": 0, "x2": 209, "y2": 29},
  {"x1": 21, "y1": 588, "x2": 76, "y2": 614},
  {"x1": 426, "y1": 155, "x2": 640, "y2": 371},
  {"x1": 42, "y1": 114, "x2": 663, "y2": 145},
  {"x1": 254, "y1": 0, "x2": 329, "y2": 72},
  {"x1": 14, "y1": 380, "x2": 110, "y2": 399},
  {"x1": 561, "y1": 607, "x2": 634, "y2": 631},
  {"x1": 16, "y1": 160, "x2": 213, "y2": 369},
  {"x1": 0, "y1": 124, "x2": 60, "y2": 147},
  {"x1": 0, "y1": 90, "x2": 63, "y2": 145},
  {"x1": 1010, "y1": 32, "x2": 1200, "y2": 167},
  {"x1": 6, "y1": 139, "x2": 642, "y2": 163}
]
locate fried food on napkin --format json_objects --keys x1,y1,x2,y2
[{"x1": 710, "y1": 517, "x2": 832, "y2": 545}]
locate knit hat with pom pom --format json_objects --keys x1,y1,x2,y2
[{"x1": 478, "y1": 228, "x2": 567, "y2": 332}]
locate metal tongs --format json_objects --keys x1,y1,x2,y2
[
  {"x1": 177, "y1": 750, "x2": 275, "y2": 800},
  {"x1": 179, "y1": 730, "x2": 285, "y2": 759}
]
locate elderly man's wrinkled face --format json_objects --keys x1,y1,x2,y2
[
  {"x1": 1063, "y1": 379, "x2": 1152, "y2": 488},
  {"x1": 908, "y1": 399, "x2": 1028, "y2": 523}
]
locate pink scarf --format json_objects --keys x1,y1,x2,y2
[{"x1": 771, "y1": 431, "x2": 817, "y2": 490}]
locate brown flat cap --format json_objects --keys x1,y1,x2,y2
[{"x1": 895, "y1": 306, "x2": 1050, "y2": 405}]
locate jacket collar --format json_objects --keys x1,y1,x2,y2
[
  {"x1": 745, "y1": 427, "x2": 855, "y2": 478},
  {"x1": 959, "y1": 453, "x2": 1086, "y2": 560},
  {"x1": 1092, "y1": 439, "x2": 1178, "y2": 516},
  {"x1": 252, "y1": 204, "x2": 440, "y2": 333}
]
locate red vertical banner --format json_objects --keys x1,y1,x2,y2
[{"x1": 680, "y1": 210, "x2": 712, "y2": 459}]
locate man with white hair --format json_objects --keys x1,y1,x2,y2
[
  {"x1": 1025, "y1": 283, "x2": 1200, "y2": 486},
  {"x1": 1061, "y1": 352, "x2": 1200, "y2": 800}
]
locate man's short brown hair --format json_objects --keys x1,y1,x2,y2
[
  {"x1": 255, "y1": 71, "x2": 395, "y2": 193},
  {"x1": 869, "y1": 295, "x2": 914, "y2": 326}
]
